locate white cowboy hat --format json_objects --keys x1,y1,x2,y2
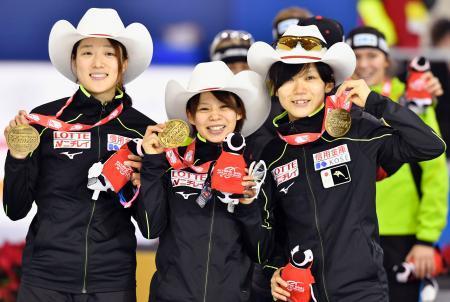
[
  {"x1": 48, "y1": 8, "x2": 153, "y2": 84},
  {"x1": 165, "y1": 61, "x2": 271, "y2": 137},
  {"x1": 248, "y1": 24, "x2": 356, "y2": 85}
]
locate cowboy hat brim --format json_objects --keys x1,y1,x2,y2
[
  {"x1": 165, "y1": 70, "x2": 270, "y2": 137},
  {"x1": 248, "y1": 41, "x2": 356, "y2": 85},
  {"x1": 48, "y1": 20, "x2": 153, "y2": 84}
]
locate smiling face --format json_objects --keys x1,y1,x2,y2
[
  {"x1": 71, "y1": 38, "x2": 128, "y2": 102},
  {"x1": 353, "y1": 48, "x2": 388, "y2": 86},
  {"x1": 276, "y1": 64, "x2": 334, "y2": 120},
  {"x1": 187, "y1": 91, "x2": 244, "y2": 143}
]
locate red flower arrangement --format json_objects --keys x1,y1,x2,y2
[{"x1": 0, "y1": 242, "x2": 24, "y2": 302}]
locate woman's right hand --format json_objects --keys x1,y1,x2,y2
[
  {"x1": 271, "y1": 268, "x2": 290, "y2": 301},
  {"x1": 4, "y1": 110, "x2": 31, "y2": 159},
  {"x1": 141, "y1": 124, "x2": 166, "y2": 155}
]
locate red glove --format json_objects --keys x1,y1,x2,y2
[
  {"x1": 405, "y1": 56, "x2": 432, "y2": 105},
  {"x1": 281, "y1": 246, "x2": 317, "y2": 302},
  {"x1": 211, "y1": 132, "x2": 247, "y2": 194}
]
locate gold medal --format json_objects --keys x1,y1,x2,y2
[
  {"x1": 158, "y1": 119, "x2": 190, "y2": 148},
  {"x1": 325, "y1": 109, "x2": 352, "y2": 138},
  {"x1": 6, "y1": 124, "x2": 40, "y2": 154}
]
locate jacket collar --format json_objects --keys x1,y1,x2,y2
[
  {"x1": 69, "y1": 85, "x2": 132, "y2": 117},
  {"x1": 274, "y1": 105, "x2": 325, "y2": 137},
  {"x1": 178, "y1": 133, "x2": 222, "y2": 165}
]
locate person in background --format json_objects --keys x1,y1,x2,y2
[
  {"x1": 209, "y1": 29, "x2": 254, "y2": 74},
  {"x1": 347, "y1": 25, "x2": 448, "y2": 302},
  {"x1": 272, "y1": 6, "x2": 312, "y2": 42}
]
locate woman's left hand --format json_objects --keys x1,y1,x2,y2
[
  {"x1": 422, "y1": 72, "x2": 443, "y2": 98},
  {"x1": 239, "y1": 170, "x2": 257, "y2": 204},
  {"x1": 336, "y1": 79, "x2": 371, "y2": 108}
]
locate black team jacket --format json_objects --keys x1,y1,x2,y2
[
  {"x1": 3, "y1": 88, "x2": 155, "y2": 293},
  {"x1": 257, "y1": 92, "x2": 446, "y2": 302},
  {"x1": 139, "y1": 138, "x2": 266, "y2": 302}
]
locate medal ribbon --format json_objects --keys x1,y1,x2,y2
[
  {"x1": 381, "y1": 79, "x2": 392, "y2": 97},
  {"x1": 25, "y1": 95, "x2": 124, "y2": 131},
  {"x1": 277, "y1": 92, "x2": 352, "y2": 145},
  {"x1": 165, "y1": 139, "x2": 214, "y2": 173}
]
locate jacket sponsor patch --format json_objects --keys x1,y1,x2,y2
[
  {"x1": 171, "y1": 170, "x2": 207, "y2": 189},
  {"x1": 271, "y1": 159, "x2": 299, "y2": 186},
  {"x1": 107, "y1": 134, "x2": 133, "y2": 151},
  {"x1": 53, "y1": 131, "x2": 91, "y2": 149},
  {"x1": 313, "y1": 144, "x2": 351, "y2": 171},
  {"x1": 320, "y1": 164, "x2": 351, "y2": 188}
]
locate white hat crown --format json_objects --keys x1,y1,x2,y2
[
  {"x1": 186, "y1": 62, "x2": 235, "y2": 91},
  {"x1": 282, "y1": 25, "x2": 326, "y2": 43},
  {"x1": 48, "y1": 8, "x2": 153, "y2": 84},
  {"x1": 77, "y1": 8, "x2": 126, "y2": 37},
  {"x1": 248, "y1": 24, "x2": 356, "y2": 85}
]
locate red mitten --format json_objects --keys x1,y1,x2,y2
[
  {"x1": 211, "y1": 133, "x2": 246, "y2": 194},
  {"x1": 281, "y1": 246, "x2": 317, "y2": 302},
  {"x1": 405, "y1": 56, "x2": 432, "y2": 106}
]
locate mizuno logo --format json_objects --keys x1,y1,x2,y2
[
  {"x1": 280, "y1": 182, "x2": 294, "y2": 194},
  {"x1": 176, "y1": 192, "x2": 198, "y2": 200},
  {"x1": 60, "y1": 151, "x2": 83, "y2": 159}
]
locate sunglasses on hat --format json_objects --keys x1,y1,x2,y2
[{"x1": 276, "y1": 36, "x2": 326, "y2": 51}]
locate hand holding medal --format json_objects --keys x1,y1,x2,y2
[
  {"x1": 158, "y1": 119, "x2": 190, "y2": 148},
  {"x1": 335, "y1": 79, "x2": 371, "y2": 108},
  {"x1": 325, "y1": 91, "x2": 352, "y2": 138},
  {"x1": 142, "y1": 120, "x2": 190, "y2": 155},
  {"x1": 324, "y1": 79, "x2": 371, "y2": 138},
  {"x1": 5, "y1": 110, "x2": 40, "y2": 159}
]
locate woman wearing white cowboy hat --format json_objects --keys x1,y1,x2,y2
[
  {"x1": 3, "y1": 8, "x2": 155, "y2": 302},
  {"x1": 246, "y1": 24, "x2": 445, "y2": 302},
  {"x1": 138, "y1": 61, "x2": 271, "y2": 302}
]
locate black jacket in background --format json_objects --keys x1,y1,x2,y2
[
  {"x1": 258, "y1": 92, "x2": 445, "y2": 302},
  {"x1": 139, "y1": 139, "x2": 269, "y2": 302},
  {"x1": 3, "y1": 88, "x2": 155, "y2": 293}
]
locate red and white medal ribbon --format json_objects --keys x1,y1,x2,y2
[
  {"x1": 25, "y1": 95, "x2": 124, "y2": 131},
  {"x1": 165, "y1": 140, "x2": 214, "y2": 173},
  {"x1": 277, "y1": 92, "x2": 352, "y2": 146}
]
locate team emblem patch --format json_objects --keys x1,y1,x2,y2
[
  {"x1": 313, "y1": 144, "x2": 351, "y2": 171},
  {"x1": 320, "y1": 164, "x2": 351, "y2": 188},
  {"x1": 171, "y1": 170, "x2": 207, "y2": 189},
  {"x1": 107, "y1": 134, "x2": 133, "y2": 151},
  {"x1": 53, "y1": 131, "x2": 91, "y2": 149},
  {"x1": 271, "y1": 159, "x2": 299, "y2": 186}
]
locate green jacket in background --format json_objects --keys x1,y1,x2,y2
[{"x1": 373, "y1": 77, "x2": 448, "y2": 243}]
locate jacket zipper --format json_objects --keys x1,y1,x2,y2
[
  {"x1": 202, "y1": 198, "x2": 216, "y2": 302},
  {"x1": 302, "y1": 147, "x2": 330, "y2": 302},
  {"x1": 81, "y1": 104, "x2": 105, "y2": 293}
]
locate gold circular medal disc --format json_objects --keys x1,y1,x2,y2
[
  {"x1": 158, "y1": 119, "x2": 190, "y2": 148},
  {"x1": 6, "y1": 124, "x2": 40, "y2": 154},
  {"x1": 325, "y1": 109, "x2": 352, "y2": 138}
]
